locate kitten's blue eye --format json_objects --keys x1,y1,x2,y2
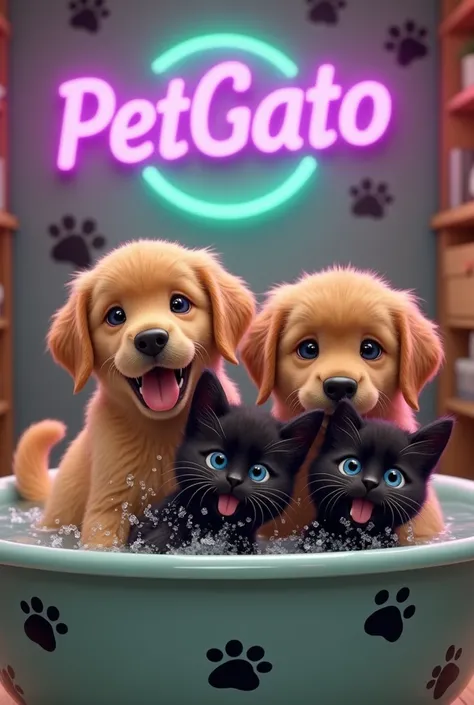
[
  {"x1": 384, "y1": 468, "x2": 405, "y2": 488},
  {"x1": 105, "y1": 307, "x2": 126, "y2": 326},
  {"x1": 360, "y1": 339, "x2": 383, "y2": 360},
  {"x1": 339, "y1": 457, "x2": 362, "y2": 476},
  {"x1": 248, "y1": 464, "x2": 270, "y2": 483},
  {"x1": 297, "y1": 339, "x2": 319, "y2": 360},
  {"x1": 170, "y1": 294, "x2": 192, "y2": 314},
  {"x1": 206, "y1": 452, "x2": 228, "y2": 471}
]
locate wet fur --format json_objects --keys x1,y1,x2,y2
[
  {"x1": 304, "y1": 400, "x2": 453, "y2": 549},
  {"x1": 128, "y1": 370, "x2": 324, "y2": 554},
  {"x1": 13, "y1": 240, "x2": 255, "y2": 548},
  {"x1": 240, "y1": 267, "x2": 445, "y2": 544}
]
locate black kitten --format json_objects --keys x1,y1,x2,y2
[
  {"x1": 128, "y1": 370, "x2": 324, "y2": 554},
  {"x1": 303, "y1": 400, "x2": 453, "y2": 550}
]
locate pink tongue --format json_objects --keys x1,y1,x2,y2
[
  {"x1": 140, "y1": 369, "x2": 179, "y2": 412},
  {"x1": 350, "y1": 499, "x2": 374, "y2": 524},
  {"x1": 218, "y1": 495, "x2": 240, "y2": 517}
]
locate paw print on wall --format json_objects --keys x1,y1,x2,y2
[
  {"x1": 307, "y1": 0, "x2": 346, "y2": 25},
  {"x1": 207, "y1": 640, "x2": 273, "y2": 691},
  {"x1": 49, "y1": 215, "x2": 106, "y2": 270},
  {"x1": 0, "y1": 666, "x2": 27, "y2": 705},
  {"x1": 69, "y1": 0, "x2": 110, "y2": 34},
  {"x1": 426, "y1": 645, "x2": 463, "y2": 701},
  {"x1": 364, "y1": 588, "x2": 415, "y2": 643},
  {"x1": 21, "y1": 597, "x2": 69, "y2": 653},
  {"x1": 350, "y1": 179, "x2": 393, "y2": 219},
  {"x1": 385, "y1": 21, "x2": 428, "y2": 67}
]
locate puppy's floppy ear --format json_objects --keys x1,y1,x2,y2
[
  {"x1": 47, "y1": 272, "x2": 94, "y2": 394},
  {"x1": 186, "y1": 369, "x2": 230, "y2": 436},
  {"x1": 194, "y1": 255, "x2": 256, "y2": 365},
  {"x1": 407, "y1": 417, "x2": 454, "y2": 477},
  {"x1": 279, "y1": 409, "x2": 325, "y2": 472},
  {"x1": 240, "y1": 303, "x2": 286, "y2": 405},
  {"x1": 394, "y1": 295, "x2": 444, "y2": 412}
]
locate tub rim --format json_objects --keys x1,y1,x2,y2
[{"x1": 0, "y1": 473, "x2": 472, "y2": 581}]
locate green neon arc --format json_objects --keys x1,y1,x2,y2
[
  {"x1": 143, "y1": 157, "x2": 317, "y2": 221},
  {"x1": 144, "y1": 33, "x2": 316, "y2": 221},
  {"x1": 152, "y1": 33, "x2": 298, "y2": 78}
]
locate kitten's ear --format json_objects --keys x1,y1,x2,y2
[
  {"x1": 186, "y1": 369, "x2": 231, "y2": 436},
  {"x1": 408, "y1": 417, "x2": 454, "y2": 477},
  {"x1": 324, "y1": 399, "x2": 363, "y2": 445},
  {"x1": 280, "y1": 409, "x2": 325, "y2": 471}
]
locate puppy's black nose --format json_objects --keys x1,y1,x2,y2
[
  {"x1": 362, "y1": 478, "x2": 378, "y2": 492},
  {"x1": 227, "y1": 476, "x2": 243, "y2": 489},
  {"x1": 323, "y1": 377, "x2": 358, "y2": 402},
  {"x1": 134, "y1": 329, "x2": 169, "y2": 357}
]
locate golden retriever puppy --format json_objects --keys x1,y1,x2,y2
[
  {"x1": 14, "y1": 240, "x2": 255, "y2": 548},
  {"x1": 240, "y1": 267, "x2": 444, "y2": 544}
]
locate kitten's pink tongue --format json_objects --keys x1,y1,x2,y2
[
  {"x1": 218, "y1": 495, "x2": 240, "y2": 516},
  {"x1": 140, "y1": 369, "x2": 179, "y2": 412},
  {"x1": 350, "y1": 499, "x2": 374, "y2": 524}
]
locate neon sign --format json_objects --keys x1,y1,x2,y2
[{"x1": 57, "y1": 34, "x2": 393, "y2": 221}]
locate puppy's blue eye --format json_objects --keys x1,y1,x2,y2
[
  {"x1": 248, "y1": 464, "x2": 270, "y2": 483},
  {"x1": 384, "y1": 468, "x2": 405, "y2": 488},
  {"x1": 105, "y1": 307, "x2": 126, "y2": 326},
  {"x1": 360, "y1": 339, "x2": 383, "y2": 360},
  {"x1": 170, "y1": 295, "x2": 192, "y2": 314},
  {"x1": 297, "y1": 339, "x2": 319, "y2": 360},
  {"x1": 339, "y1": 457, "x2": 362, "y2": 476},
  {"x1": 206, "y1": 452, "x2": 228, "y2": 470}
]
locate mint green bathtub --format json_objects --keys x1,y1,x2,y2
[{"x1": 0, "y1": 472, "x2": 473, "y2": 705}]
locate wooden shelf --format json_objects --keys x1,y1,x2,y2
[
  {"x1": 0, "y1": 401, "x2": 8, "y2": 416},
  {"x1": 446, "y1": 396, "x2": 474, "y2": 418},
  {"x1": 441, "y1": 0, "x2": 474, "y2": 34},
  {"x1": 432, "y1": 201, "x2": 474, "y2": 229},
  {"x1": 448, "y1": 86, "x2": 474, "y2": 114}
]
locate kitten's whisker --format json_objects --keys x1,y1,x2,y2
[
  {"x1": 247, "y1": 497, "x2": 258, "y2": 527},
  {"x1": 324, "y1": 490, "x2": 346, "y2": 518},
  {"x1": 251, "y1": 496, "x2": 268, "y2": 528},
  {"x1": 186, "y1": 482, "x2": 213, "y2": 509},
  {"x1": 345, "y1": 417, "x2": 361, "y2": 444},
  {"x1": 255, "y1": 491, "x2": 292, "y2": 523},
  {"x1": 208, "y1": 407, "x2": 226, "y2": 441},
  {"x1": 171, "y1": 481, "x2": 210, "y2": 507},
  {"x1": 199, "y1": 486, "x2": 215, "y2": 508},
  {"x1": 254, "y1": 494, "x2": 285, "y2": 524}
]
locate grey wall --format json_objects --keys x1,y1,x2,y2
[{"x1": 10, "y1": 0, "x2": 440, "y2": 465}]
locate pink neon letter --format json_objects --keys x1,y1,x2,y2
[
  {"x1": 339, "y1": 81, "x2": 392, "y2": 146},
  {"x1": 306, "y1": 65, "x2": 342, "y2": 150},
  {"x1": 157, "y1": 78, "x2": 191, "y2": 160},
  {"x1": 57, "y1": 78, "x2": 116, "y2": 171},
  {"x1": 190, "y1": 61, "x2": 252, "y2": 158},
  {"x1": 109, "y1": 99, "x2": 156, "y2": 164},
  {"x1": 251, "y1": 88, "x2": 304, "y2": 154}
]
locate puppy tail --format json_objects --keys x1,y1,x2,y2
[{"x1": 13, "y1": 420, "x2": 66, "y2": 502}]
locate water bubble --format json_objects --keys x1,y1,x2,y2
[
  {"x1": 201, "y1": 508, "x2": 208, "y2": 515},
  {"x1": 126, "y1": 474, "x2": 134, "y2": 488},
  {"x1": 156, "y1": 455, "x2": 162, "y2": 461}
]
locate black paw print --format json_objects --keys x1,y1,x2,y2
[
  {"x1": 364, "y1": 588, "x2": 415, "y2": 643},
  {"x1": 350, "y1": 179, "x2": 393, "y2": 219},
  {"x1": 20, "y1": 597, "x2": 68, "y2": 653},
  {"x1": 49, "y1": 215, "x2": 106, "y2": 269},
  {"x1": 0, "y1": 666, "x2": 27, "y2": 705},
  {"x1": 426, "y1": 645, "x2": 463, "y2": 700},
  {"x1": 207, "y1": 640, "x2": 273, "y2": 691},
  {"x1": 69, "y1": 0, "x2": 110, "y2": 34},
  {"x1": 385, "y1": 20, "x2": 428, "y2": 67},
  {"x1": 307, "y1": 0, "x2": 346, "y2": 25}
]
